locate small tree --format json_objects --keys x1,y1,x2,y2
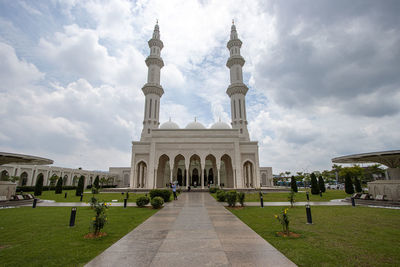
[
  {"x1": 288, "y1": 190, "x2": 296, "y2": 207},
  {"x1": 310, "y1": 173, "x2": 319, "y2": 195},
  {"x1": 55, "y1": 177, "x2": 63, "y2": 194},
  {"x1": 275, "y1": 208, "x2": 290, "y2": 235},
  {"x1": 94, "y1": 176, "x2": 100, "y2": 189},
  {"x1": 34, "y1": 175, "x2": 44, "y2": 196},
  {"x1": 49, "y1": 175, "x2": 58, "y2": 187},
  {"x1": 290, "y1": 176, "x2": 298, "y2": 192},
  {"x1": 344, "y1": 173, "x2": 354, "y2": 194},
  {"x1": 90, "y1": 199, "x2": 108, "y2": 236},
  {"x1": 76, "y1": 176, "x2": 85, "y2": 196},
  {"x1": 354, "y1": 177, "x2": 362, "y2": 193},
  {"x1": 318, "y1": 176, "x2": 326, "y2": 193}
]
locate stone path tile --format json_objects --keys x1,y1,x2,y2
[{"x1": 85, "y1": 192, "x2": 296, "y2": 267}]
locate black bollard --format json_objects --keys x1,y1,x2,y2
[
  {"x1": 124, "y1": 198, "x2": 127, "y2": 208},
  {"x1": 64, "y1": 192, "x2": 67, "y2": 198},
  {"x1": 69, "y1": 207, "x2": 77, "y2": 227},
  {"x1": 32, "y1": 198, "x2": 37, "y2": 208},
  {"x1": 306, "y1": 204, "x2": 312, "y2": 224},
  {"x1": 351, "y1": 197, "x2": 355, "y2": 207},
  {"x1": 80, "y1": 194, "x2": 83, "y2": 202},
  {"x1": 260, "y1": 194, "x2": 264, "y2": 208},
  {"x1": 306, "y1": 192, "x2": 310, "y2": 202}
]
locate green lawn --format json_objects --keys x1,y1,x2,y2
[
  {"x1": 26, "y1": 190, "x2": 147, "y2": 203},
  {"x1": 229, "y1": 206, "x2": 400, "y2": 266},
  {"x1": 0, "y1": 206, "x2": 157, "y2": 266},
  {"x1": 212, "y1": 189, "x2": 349, "y2": 202}
]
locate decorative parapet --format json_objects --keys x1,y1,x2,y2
[
  {"x1": 227, "y1": 39, "x2": 242, "y2": 50},
  {"x1": 226, "y1": 83, "x2": 249, "y2": 97},
  {"x1": 142, "y1": 84, "x2": 164, "y2": 97},
  {"x1": 226, "y1": 55, "x2": 245, "y2": 68},
  {"x1": 145, "y1": 55, "x2": 164, "y2": 68},
  {"x1": 148, "y1": 38, "x2": 164, "y2": 49}
]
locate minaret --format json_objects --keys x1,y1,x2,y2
[
  {"x1": 141, "y1": 22, "x2": 164, "y2": 139},
  {"x1": 226, "y1": 21, "x2": 250, "y2": 140}
]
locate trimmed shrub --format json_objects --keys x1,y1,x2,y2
[
  {"x1": 149, "y1": 189, "x2": 171, "y2": 202},
  {"x1": 238, "y1": 192, "x2": 245, "y2": 207},
  {"x1": 136, "y1": 196, "x2": 150, "y2": 207},
  {"x1": 209, "y1": 187, "x2": 218, "y2": 193},
  {"x1": 318, "y1": 176, "x2": 326, "y2": 193},
  {"x1": 75, "y1": 176, "x2": 85, "y2": 196},
  {"x1": 290, "y1": 176, "x2": 298, "y2": 193},
  {"x1": 151, "y1": 196, "x2": 164, "y2": 209},
  {"x1": 226, "y1": 190, "x2": 237, "y2": 207},
  {"x1": 310, "y1": 173, "x2": 319, "y2": 195},
  {"x1": 34, "y1": 176, "x2": 44, "y2": 196},
  {"x1": 354, "y1": 177, "x2": 362, "y2": 193},
  {"x1": 93, "y1": 177, "x2": 100, "y2": 189},
  {"x1": 345, "y1": 173, "x2": 354, "y2": 194},
  {"x1": 55, "y1": 178, "x2": 63, "y2": 194},
  {"x1": 216, "y1": 190, "x2": 226, "y2": 202}
]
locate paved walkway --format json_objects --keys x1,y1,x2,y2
[{"x1": 85, "y1": 192, "x2": 296, "y2": 267}]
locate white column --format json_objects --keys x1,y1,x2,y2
[
  {"x1": 217, "y1": 168, "x2": 220, "y2": 187},
  {"x1": 185, "y1": 169, "x2": 189, "y2": 189},
  {"x1": 153, "y1": 168, "x2": 157, "y2": 189},
  {"x1": 170, "y1": 169, "x2": 173, "y2": 184}
]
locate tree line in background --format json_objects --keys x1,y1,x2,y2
[{"x1": 276, "y1": 163, "x2": 385, "y2": 195}]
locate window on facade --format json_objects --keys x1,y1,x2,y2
[
  {"x1": 154, "y1": 100, "x2": 157, "y2": 118},
  {"x1": 149, "y1": 99, "x2": 152, "y2": 118},
  {"x1": 239, "y1": 99, "x2": 242, "y2": 118},
  {"x1": 233, "y1": 100, "x2": 236, "y2": 119}
]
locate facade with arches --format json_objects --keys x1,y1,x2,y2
[
  {"x1": 129, "y1": 23, "x2": 272, "y2": 189},
  {"x1": 0, "y1": 165, "x2": 111, "y2": 189}
]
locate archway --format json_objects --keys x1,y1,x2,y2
[
  {"x1": 136, "y1": 161, "x2": 147, "y2": 188},
  {"x1": 205, "y1": 154, "x2": 217, "y2": 186},
  {"x1": 72, "y1": 175, "x2": 78, "y2": 186},
  {"x1": 262, "y1": 173, "x2": 267, "y2": 186},
  {"x1": 20, "y1": 172, "x2": 28, "y2": 186},
  {"x1": 189, "y1": 154, "x2": 201, "y2": 186},
  {"x1": 36, "y1": 173, "x2": 44, "y2": 186},
  {"x1": 192, "y1": 168, "x2": 199, "y2": 187},
  {"x1": 0, "y1": 170, "x2": 9, "y2": 181},
  {"x1": 156, "y1": 154, "x2": 170, "y2": 188},
  {"x1": 243, "y1": 161, "x2": 254, "y2": 188},
  {"x1": 63, "y1": 175, "x2": 69, "y2": 186},
  {"x1": 221, "y1": 154, "x2": 234, "y2": 188},
  {"x1": 173, "y1": 155, "x2": 185, "y2": 186}
]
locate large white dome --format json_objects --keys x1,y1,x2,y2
[
  {"x1": 185, "y1": 119, "x2": 206, "y2": 129},
  {"x1": 160, "y1": 120, "x2": 180, "y2": 129},
  {"x1": 210, "y1": 121, "x2": 231, "y2": 129}
]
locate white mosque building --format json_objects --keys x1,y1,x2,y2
[{"x1": 126, "y1": 22, "x2": 273, "y2": 190}]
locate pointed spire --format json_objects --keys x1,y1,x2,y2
[
  {"x1": 153, "y1": 20, "x2": 160, "y2": 39},
  {"x1": 230, "y1": 19, "x2": 238, "y2": 40}
]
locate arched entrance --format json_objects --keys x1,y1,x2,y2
[
  {"x1": 221, "y1": 154, "x2": 234, "y2": 188},
  {"x1": 205, "y1": 154, "x2": 217, "y2": 186},
  {"x1": 243, "y1": 161, "x2": 254, "y2": 188},
  {"x1": 136, "y1": 161, "x2": 147, "y2": 188},
  {"x1": 189, "y1": 154, "x2": 201, "y2": 187},
  {"x1": 173, "y1": 154, "x2": 186, "y2": 186},
  {"x1": 20, "y1": 172, "x2": 28, "y2": 186},
  {"x1": 156, "y1": 154, "x2": 170, "y2": 188},
  {"x1": 63, "y1": 175, "x2": 69, "y2": 186},
  {"x1": 72, "y1": 175, "x2": 78, "y2": 186},
  {"x1": 1, "y1": 170, "x2": 9, "y2": 181}
]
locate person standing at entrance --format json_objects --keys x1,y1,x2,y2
[{"x1": 172, "y1": 183, "x2": 178, "y2": 200}]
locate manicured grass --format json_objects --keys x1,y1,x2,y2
[
  {"x1": 229, "y1": 206, "x2": 400, "y2": 266},
  {"x1": 24, "y1": 190, "x2": 146, "y2": 203},
  {"x1": 212, "y1": 189, "x2": 349, "y2": 202},
  {"x1": 0, "y1": 206, "x2": 157, "y2": 266}
]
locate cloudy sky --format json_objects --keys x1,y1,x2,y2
[{"x1": 0, "y1": 0, "x2": 399, "y2": 173}]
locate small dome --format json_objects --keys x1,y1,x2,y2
[
  {"x1": 211, "y1": 121, "x2": 231, "y2": 129},
  {"x1": 160, "y1": 119, "x2": 180, "y2": 129},
  {"x1": 185, "y1": 118, "x2": 206, "y2": 129}
]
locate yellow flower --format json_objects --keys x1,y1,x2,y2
[
  {"x1": 274, "y1": 215, "x2": 278, "y2": 218},
  {"x1": 92, "y1": 217, "x2": 96, "y2": 221},
  {"x1": 284, "y1": 209, "x2": 287, "y2": 214}
]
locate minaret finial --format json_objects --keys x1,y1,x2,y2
[
  {"x1": 156, "y1": 19, "x2": 158, "y2": 24},
  {"x1": 194, "y1": 117, "x2": 197, "y2": 122},
  {"x1": 232, "y1": 19, "x2": 234, "y2": 25}
]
